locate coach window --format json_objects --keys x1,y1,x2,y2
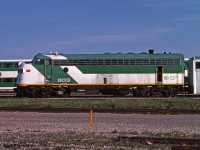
[
  {"x1": 196, "y1": 62, "x2": 200, "y2": 69},
  {"x1": 3, "y1": 63, "x2": 13, "y2": 68},
  {"x1": 0, "y1": 63, "x2": 2, "y2": 68},
  {"x1": 3, "y1": 78, "x2": 13, "y2": 82}
]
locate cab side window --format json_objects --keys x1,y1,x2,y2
[{"x1": 36, "y1": 59, "x2": 44, "y2": 65}]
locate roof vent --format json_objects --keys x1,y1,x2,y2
[
  {"x1": 116, "y1": 52, "x2": 122, "y2": 54},
  {"x1": 148, "y1": 49, "x2": 154, "y2": 54}
]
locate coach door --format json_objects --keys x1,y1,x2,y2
[
  {"x1": 157, "y1": 66, "x2": 163, "y2": 83},
  {"x1": 196, "y1": 62, "x2": 200, "y2": 94}
]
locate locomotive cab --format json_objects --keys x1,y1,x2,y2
[{"x1": 16, "y1": 53, "x2": 71, "y2": 97}]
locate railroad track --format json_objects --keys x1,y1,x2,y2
[
  {"x1": 0, "y1": 107, "x2": 200, "y2": 114},
  {"x1": 1, "y1": 93, "x2": 200, "y2": 99},
  {"x1": 0, "y1": 92, "x2": 16, "y2": 97}
]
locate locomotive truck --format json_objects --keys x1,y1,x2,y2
[{"x1": 15, "y1": 50, "x2": 187, "y2": 97}]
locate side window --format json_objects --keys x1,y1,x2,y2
[
  {"x1": 36, "y1": 59, "x2": 44, "y2": 65},
  {"x1": 3, "y1": 78, "x2": 13, "y2": 82},
  {"x1": 196, "y1": 62, "x2": 200, "y2": 69},
  {"x1": 15, "y1": 63, "x2": 19, "y2": 68},
  {"x1": 4, "y1": 63, "x2": 13, "y2": 68}
]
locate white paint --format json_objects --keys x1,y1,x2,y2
[
  {"x1": 191, "y1": 59, "x2": 200, "y2": 94},
  {"x1": 0, "y1": 87, "x2": 15, "y2": 90},
  {"x1": 62, "y1": 66, "x2": 184, "y2": 85},
  {"x1": 0, "y1": 71, "x2": 18, "y2": 78},
  {"x1": 163, "y1": 73, "x2": 184, "y2": 84},
  {"x1": 0, "y1": 59, "x2": 31, "y2": 62},
  {"x1": 16, "y1": 63, "x2": 45, "y2": 85},
  {"x1": 196, "y1": 69, "x2": 200, "y2": 94},
  {"x1": 45, "y1": 55, "x2": 67, "y2": 60}
]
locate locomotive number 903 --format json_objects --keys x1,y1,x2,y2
[{"x1": 57, "y1": 78, "x2": 70, "y2": 83}]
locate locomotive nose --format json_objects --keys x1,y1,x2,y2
[
  {"x1": 16, "y1": 62, "x2": 45, "y2": 86},
  {"x1": 16, "y1": 63, "x2": 35, "y2": 85}
]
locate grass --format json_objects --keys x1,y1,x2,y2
[{"x1": 0, "y1": 97, "x2": 200, "y2": 110}]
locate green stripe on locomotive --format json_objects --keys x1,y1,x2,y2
[
  {"x1": 64, "y1": 53, "x2": 184, "y2": 74},
  {"x1": 32, "y1": 61, "x2": 78, "y2": 84}
]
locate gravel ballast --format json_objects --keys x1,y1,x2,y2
[
  {"x1": 0, "y1": 112, "x2": 199, "y2": 149},
  {"x1": 0, "y1": 112, "x2": 199, "y2": 134}
]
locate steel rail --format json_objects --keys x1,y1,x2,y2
[
  {"x1": 1, "y1": 93, "x2": 200, "y2": 100},
  {"x1": 0, "y1": 107, "x2": 200, "y2": 114}
]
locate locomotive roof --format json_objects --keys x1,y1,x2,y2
[{"x1": 33, "y1": 52, "x2": 184, "y2": 60}]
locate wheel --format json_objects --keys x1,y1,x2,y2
[{"x1": 145, "y1": 91, "x2": 152, "y2": 97}]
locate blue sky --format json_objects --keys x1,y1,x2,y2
[{"x1": 0, "y1": 0, "x2": 200, "y2": 59}]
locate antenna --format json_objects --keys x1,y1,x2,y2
[{"x1": 54, "y1": 50, "x2": 59, "y2": 56}]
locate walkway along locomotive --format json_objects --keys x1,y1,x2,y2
[{"x1": 15, "y1": 50, "x2": 185, "y2": 97}]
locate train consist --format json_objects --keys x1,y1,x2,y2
[
  {"x1": 1, "y1": 50, "x2": 200, "y2": 97},
  {"x1": 0, "y1": 59, "x2": 31, "y2": 92}
]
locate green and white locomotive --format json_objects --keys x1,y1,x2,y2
[{"x1": 16, "y1": 50, "x2": 185, "y2": 97}]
